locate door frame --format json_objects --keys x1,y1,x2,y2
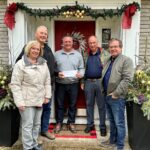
[
  {"x1": 49, "y1": 16, "x2": 121, "y2": 124},
  {"x1": 53, "y1": 19, "x2": 96, "y2": 121}
]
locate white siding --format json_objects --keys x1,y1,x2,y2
[
  {"x1": 8, "y1": 11, "x2": 26, "y2": 65},
  {"x1": 139, "y1": 0, "x2": 150, "y2": 64}
]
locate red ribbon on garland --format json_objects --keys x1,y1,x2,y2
[
  {"x1": 122, "y1": 4, "x2": 137, "y2": 29},
  {"x1": 3, "y1": 3, "x2": 18, "y2": 30}
]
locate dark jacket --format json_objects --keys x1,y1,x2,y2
[{"x1": 16, "y1": 43, "x2": 55, "y2": 85}]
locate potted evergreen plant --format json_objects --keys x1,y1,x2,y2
[{"x1": 0, "y1": 61, "x2": 20, "y2": 146}]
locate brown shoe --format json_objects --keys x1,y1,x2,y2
[
  {"x1": 100, "y1": 139, "x2": 116, "y2": 148},
  {"x1": 67, "y1": 123, "x2": 77, "y2": 133},
  {"x1": 54, "y1": 123, "x2": 62, "y2": 134},
  {"x1": 41, "y1": 131, "x2": 55, "y2": 140}
]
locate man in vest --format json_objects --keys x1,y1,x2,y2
[
  {"x1": 16, "y1": 25, "x2": 55, "y2": 140},
  {"x1": 81, "y1": 35, "x2": 109, "y2": 136}
]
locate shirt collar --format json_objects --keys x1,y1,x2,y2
[
  {"x1": 89, "y1": 48, "x2": 100, "y2": 56},
  {"x1": 23, "y1": 54, "x2": 46, "y2": 66},
  {"x1": 61, "y1": 49, "x2": 75, "y2": 55},
  {"x1": 110, "y1": 54, "x2": 121, "y2": 62}
]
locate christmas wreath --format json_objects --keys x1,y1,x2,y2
[
  {"x1": 71, "y1": 32, "x2": 87, "y2": 62},
  {"x1": 71, "y1": 32, "x2": 86, "y2": 53}
]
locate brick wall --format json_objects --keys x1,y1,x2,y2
[
  {"x1": 139, "y1": 0, "x2": 150, "y2": 64},
  {"x1": 0, "y1": 0, "x2": 9, "y2": 64}
]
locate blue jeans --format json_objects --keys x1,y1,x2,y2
[
  {"x1": 105, "y1": 95, "x2": 126, "y2": 150},
  {"x1": 84, "y1": 80, "x2": 106, "y2": 130},
  {"x1": 55, "y1": 82, "x2": 79, "y2": 124},
  {"x1": 20, "y1": 107, "x2": 42, "y2": 150},
  {"x1": 41, "y1": 100, "x2": 51, "y2": 133}
]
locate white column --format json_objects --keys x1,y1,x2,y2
[
  {"x1": 8, "y1": 11, "x2": 26, "y2": 65},
  {"x1": 122, "y1": 0, "x2": 141, "y2": 66}
]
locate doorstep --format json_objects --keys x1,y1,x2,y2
[{"x1": 0, "y1": 125, "x2": 131, "y2": 150}]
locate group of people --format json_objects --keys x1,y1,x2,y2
[{"x1": 10, "y1": 25, "x2": 134, "y2": 150}]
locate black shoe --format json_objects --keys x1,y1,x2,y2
[
  {"x1": 84, "y1": 126, "x2": 94, "y2": 133},
  {"x1": 67, "y1": 123, "x2": 77, "y2": 133},
  {"x1": 100, "y1": 129, "x2": 107, "y2": 136}
]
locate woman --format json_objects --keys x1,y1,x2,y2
[{"x1": 10, "y1": 40, "x2": 51, "y2": 150}]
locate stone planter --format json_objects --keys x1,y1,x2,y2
[
  {"x1": 0, "y1": 108, "x2": 20, "y2": 146},
  {"x1": 126, "y1": 101, "x2": 150, "y2": 150}
]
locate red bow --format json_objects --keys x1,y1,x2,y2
[
  {"x1": 122, "y1": 4, "x2": 137, "y2": 29},
  {"x1": 4, "y1": 3, "x2": 18, "y2": 30}
]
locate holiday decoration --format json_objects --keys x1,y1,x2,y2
[
  {"x1": 71, "y1": 32, "x2": 87, "y2": 62},
  {"x1": 4, "y1": 3, "x2": 18, "y2": 30},
  {"x1": 63, "y1": 10, "x2": 85, "y2": 18},
  {"x1": 71, "y1": 32, "x2": 86, "y2": 53},
  {"x1": 122, "y1": 3, "x2": 138, "y2": 29},
  {"x1": 3, "y1": 1, "x2": 140, "y2": 30}
]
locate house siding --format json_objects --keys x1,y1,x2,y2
[
  {"x1": 139, "y1": 0, "x2": 150, "y2": 62},
  {"x1": 0, "y1": 0, "x2": 9, "y2": 64}
]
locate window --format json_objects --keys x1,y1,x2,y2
[{"x1": 102, "y1": 28, "x2": 111, "y2": 50}]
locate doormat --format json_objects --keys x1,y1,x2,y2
[{"x1": 48, "y1": 124, "x2": 97, "y2": 139}]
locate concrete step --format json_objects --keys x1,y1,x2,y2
[
  {"x1": 0, "y1": 126, "x2": 131, "y2": 150},
  {"x1": 2, "y1": 138, "x2": 108, "y2": 150}
]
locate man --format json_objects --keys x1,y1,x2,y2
[
  {"x1": 101, "y1": 38, "x2": 134, "y2": 150},
  {"x1": 81, "y1": 35, "x2": 109, "y2": 136},
  {"x1": 16, "y1": 26, "x2": 55, "y2": 140},
  {"x1": 54, "y1": 35, "x2": 84, "y2": 134}
]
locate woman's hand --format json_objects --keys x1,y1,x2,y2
[
  {"x1": 44, "y1": 98, "x2": 49, "y2": 104},
  {"x1": 18, "y1": 106, "x2": 25, "y2": 112}
]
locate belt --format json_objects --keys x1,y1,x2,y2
[{"x1": 86, "y1": 78, "x2": 100, "y2": 82}]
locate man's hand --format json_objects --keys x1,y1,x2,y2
[
  {"x1": 18, "y1": 106, "x2": 25, "y2": 112},
  {"x1": 58, "y1": 72, "x2": 65, "y2": 78},
  {"x1": 44, "y1": 98, "x2": 49, "y2": 104},
  {"x1": 76, "y1": 72, "x2": 82, "y2": 79},
  {"x1": 109, "y1": 93, "x2": 118, "y2": 99},
  {"x1": 80, "y1": 83, "x2": 84, "y2": 90}
]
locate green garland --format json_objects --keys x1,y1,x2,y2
[{"x1": 16, "y1": 1, "x2": 140, "y2": 19}]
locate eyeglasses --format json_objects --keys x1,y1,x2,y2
[{"x1": 109, "y1": 45, "x2": 120, "y2": 49}]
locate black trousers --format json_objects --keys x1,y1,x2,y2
[{"x1": 55, "y1": 82, "x2": 79, "y2": 124}]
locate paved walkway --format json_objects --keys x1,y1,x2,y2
[{"x1": 0, "y1": 125, "x2": 131, "y2": 150}]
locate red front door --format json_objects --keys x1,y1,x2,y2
[{"x1": 55, "y1": 21, "x2": 95, "y2": 108}]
